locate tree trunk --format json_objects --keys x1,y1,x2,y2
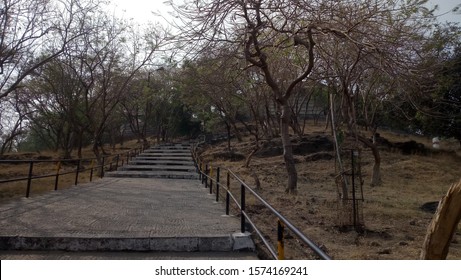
[
  {"x1": 357, "y1": 135, "x2": 382, "y2": 187},
  {"x1": 265, "y1": 103, "x2": 279, "y2": 137},
  {"x1": 92, "y1": 141, "x2": 103, "y2": 176},
  {"x1": 281, "y1": 102, "x2": 297, "y2": 194},
  {"x1": 370, "y1": 144, "x2": 382, "y2": 187},
  {"x1": 230, "y1": 120, "x2": 242, "y2": 142},
  {"x1": 421, "y1": 179, "x2": 461, "y2": 259},
  {"x1": 225, "y1": 122, "x2": 231, "y2": 152},
  {"x1": 244, "y1": 142, "x2": 259, "y2": 169},
  {"x1": 371, "y1": 161, "x2": 381, "y2": 187},
  {"x1": 77, "y1": 129, "x2": 84, "y2": 159}
]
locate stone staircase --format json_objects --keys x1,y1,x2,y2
[
  {"x1": 106, "y1": 143, "x2": 199, "y2": 180},
  {"x1": 0, "y1": 142, "x2": 256, "y2": 259}
]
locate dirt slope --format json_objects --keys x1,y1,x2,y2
[{"x1": 197, "y1": 128, "x2": 461, "y2": 260}]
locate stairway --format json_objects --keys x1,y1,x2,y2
[{"x1": 106, "y1": 143, "x2": 199, "y2": 180}]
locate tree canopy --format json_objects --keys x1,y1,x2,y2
[{"x1": 0, "y1": 0, "x2": 459, "y2": 192}]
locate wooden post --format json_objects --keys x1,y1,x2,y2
[{"x1": 421, "y1": 178, "x2": 461, "y2": 259}]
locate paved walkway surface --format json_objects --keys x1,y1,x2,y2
[{"x1": 0, "y1": 143, "x2": 256, "y2": 259}]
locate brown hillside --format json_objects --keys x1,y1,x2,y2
[{"x1": 197, "y1": 124, "x2": 461, "y2": 260}]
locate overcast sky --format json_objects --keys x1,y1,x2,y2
[
  {"x1": 429, "y1": 0, "x2": 461, "y2": 23},
  {"x1": 109, "y1": 0, "x2": 460, "y2": 25},
  {"x1": 107, "y1": 0, "x2": 172, "y2": 24}
]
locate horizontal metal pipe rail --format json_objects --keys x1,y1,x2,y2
[
  {"x1": 228, "y1": 169, "x2": 331, "y2": 260},
  {"x1": 0, "y1": 148, "x2": 143, "y2": 197},
  {"x1": 192, "y1": 146, "x2": 331, "y2": 260}
]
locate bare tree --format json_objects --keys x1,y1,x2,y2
[
  {"x1": 171, "y1": 0, "x2": 441, "y2": 194},
  {"x1": 9, "y1": 1, "x2": 168, "y2": 160},
  {"x1": 314, "y1": 0, "x2": 439, "y2": 187},
  {"x1": 0, "y1": 91, "x2": 29, "y2": 154},
  {"x1": 172, "y1": 0, "x2": 318, "y2": 194},
  {"x1": 0, "y1": 0, "x2": 99, "y2": 100},
  {"x1": 62, "y1": 14, "x2": 166, "y2": 163}
]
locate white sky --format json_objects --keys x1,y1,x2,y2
[
  {"x1": 429, "y1": 0, "x2": 461, "y2": 23},
  {"x1": 107, "y1": 0, "x2": 173, "y2": 25},
  {"x1": 109, "y1": 0, "x2": 461, "y2": 25}
]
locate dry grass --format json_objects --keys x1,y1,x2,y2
[{"x1": 198, "y1": 122, "x2": 461, "y2": 260}]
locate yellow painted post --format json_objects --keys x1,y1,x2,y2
[{"x1": 277, "y1": 219, "x2": 285, "y2": 260}]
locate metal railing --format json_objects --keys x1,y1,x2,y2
[
  {"x1": 0, "y1": 147, "x2": 143, "y2": 198},
  {"x1": 192, "y1": 146, "x2": 331, "y2": 260}
]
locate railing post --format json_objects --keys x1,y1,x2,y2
[
  {"x1": 216, "y1": 167, "x2": 220, "y2": 202},
  {"x1": 90, "y1": 160, "x2": 95, "y2": 182},
  {"x1": 200, "y1": 162, "x2": 203, "y2": 181},
  {"x1": 277, "y1": 219, "x2": 285, "y2": 260},
  {"x1": 75, "y1": 159, "x2": 81, "y2": 185},
  {"x1": 204, "y1": 165, "x2": 208, "y2": 187},
  {"x1": 100, "y1": 157, "x2": 105, "y2": 178},
  {"x1": 241, "y1": 184, "x2": 246, "y2": 233},
  {"x1": 209, "y1": 165, "x2": 213, "y2": 195},
  {"x1": 54, "y1": 161, "x2": 61, "y2": 191},
  {"x1": 26, "y1": 162, "x2": 34, "y2": 198},
  {"x1": 226, "y1": 171, "x2": 230, "y2": 215},
  {"x1": 115, "y1": 155, "x2": 120, "y2": 170}
]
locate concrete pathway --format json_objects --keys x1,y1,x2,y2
[{"x1": 0, "y1": 143, "x2": 255, "y2": 259}]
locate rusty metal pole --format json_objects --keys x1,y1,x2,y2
[
  {"x1": 204, "y1": 165, "x2": 208, "y2": 187},
  {"x1": 100, "y1": 157, "x2": 105, "y2": 178},
  {"x1": 26, "y1": 162, "x2": 34, "y2": 198},
  {"x1": 226, "y1": 171, "x2": 230, "y2": 215},
  {"x1": 241, "y1": 184, "x2": 246, "y2": 233},
  {"x1": 90, "y1": 160, "x2": 95, "y2": 182},
  {"x1": 216, "y1": 167, "x2": 220, "y2": 202},
  {"x1": 277, "y1": 219, "x2": 285, "y2": 260},
  {"x1": 75, "y1": 159, "x2": 81, "y2": 185},
  {"x1": 209, "y1": 165, "x2": 213, "y2": 194},
  {"x1": 54, "y1": 161, "x2": 61, "y2": 191}
]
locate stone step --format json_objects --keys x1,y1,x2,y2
[
  {"x1": 134, "y1": 156, "x2": 193, "y2": 162},
  {"x1": 130, "y1": 160, "x2": 195, "y2": 166},
  {"x1": 145, "y1": 147, "x2": 190, "y2": 151},
  {"x1": 119, "y1": 164, "x2": 195, "y2": 172},
  {"x1": 0, "y1": 250, "x2": 259, "y2": 260},
  {"x1": 143, "y1": 147, "x2": 191, "y2": 154},
  {"x1": 138, "y1": 151, "x2": 192, "y2": 157},
  {"x1": 149, "y1": 144, "x2": 191, "y2": 149},
  {"x1": 0, "y1": 235, "x2": 244, "y2": 252},
  {"x1": 105, "y1": 171, "x2": 199, "y2": 180},
  {"x1": 108, "y1": 144, "x2": 198, "y2": 180}
]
